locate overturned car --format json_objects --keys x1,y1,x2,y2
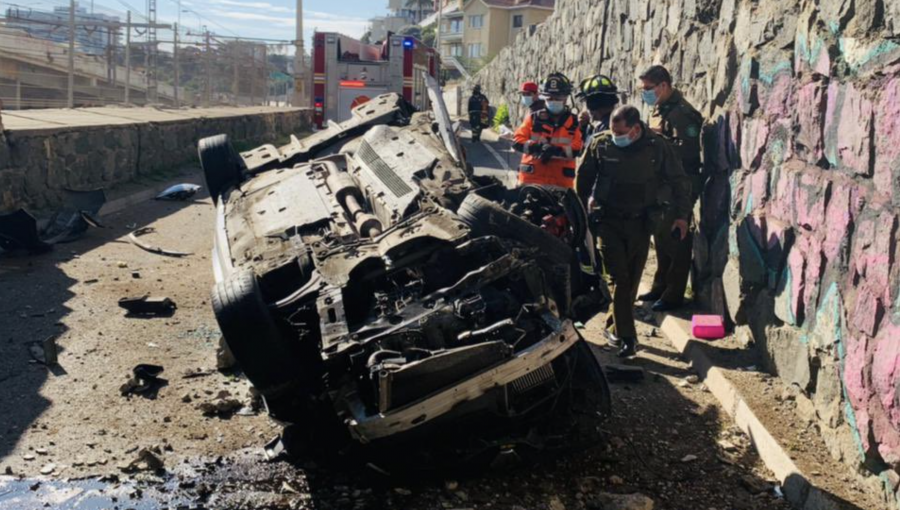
[{"x1": 200, "y1": 83, "x2": 610, "y2": 462}]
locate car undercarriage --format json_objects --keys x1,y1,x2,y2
[{"x1": 199, "y1": 81, "x2": 611, "y2": 466}]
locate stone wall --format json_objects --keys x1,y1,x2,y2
[
  {"x1": 474, "y1": 0, "x2": 900, "y2": 503},
  {"x1": 0, "y1": 108, "x2": 311, "y2": 213}
]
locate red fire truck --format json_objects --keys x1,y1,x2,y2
[{"x1": 311, "y1": 32, "x2": 438, "y2": 128}]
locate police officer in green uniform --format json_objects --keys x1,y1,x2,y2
[
  {"x1": 637, "y1": 65, "x2": 705, "y2": 312},
  {"x1": 576, "y1": 105, "x2": 691, "y2": 357}
]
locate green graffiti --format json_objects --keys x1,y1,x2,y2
[
  {"x1": 840, "y1": 38, "x2": 900, "y2": 73},
  {"x1": 758, "y1": 61, "x2": 792, "y2": 85},
  {"x1": 828, "y1": 280, "x2": 867, "y2": 460}
]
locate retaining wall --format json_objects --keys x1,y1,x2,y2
[
  {"x1": 0, "y1": 107, "x2": 311, "y2": 213},
  {"x1": 474, "y1": 0, "x2": 900, "y2": 503}
]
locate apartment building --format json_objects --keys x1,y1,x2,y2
[{"x1": 439, "y1": 0, "x2": 554, "y2": 65}]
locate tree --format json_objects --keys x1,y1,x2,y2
[
  {"x1": 421, "y1": 23, "x2": 435, "y2": 48},
  {"x1": 399, "y1": 25, "x2": 422, "y2": 40},
  {"x1": 405, "y1": 0, "x2": 430, "y2": 23},
  {"x1": 360, "y1": 31, "x2": 372, "y2": 45}
]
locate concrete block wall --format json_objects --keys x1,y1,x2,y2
[
  {"x1": 0, "y1": 108, "x2": 311, "y2": 213},
  {"x1": 474, "y1": 0, "x2": 900, "y2": 503}
]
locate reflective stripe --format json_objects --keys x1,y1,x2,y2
[
  {"x1": 530, "y1": 134, "x2": 544, "y2": 142},
  {"x1": 580, "y1": 263, "x2": 595, "y2": 275}
]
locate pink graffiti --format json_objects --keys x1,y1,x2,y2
[
  {"x1": 822, "y1": 179, "x2": 853, "y2": 263},
  {"x1": 843, "y1": 334, "x2": 872, "y2": 452},
  {"x1": 875, "y1": 78, "x2": 900, "y2": 202},
  {"x1": 872, "y1": 322, "x2": 900, "y2": 465}
]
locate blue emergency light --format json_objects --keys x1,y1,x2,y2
[{"x1": 403, "y1": 38, "x2": 414, "y2": 49}]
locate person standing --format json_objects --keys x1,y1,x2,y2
[
  {"x1": 575, "y1": 105, "x2": 691, "y2": 357},
  {"x1": 575, "y1": 74, "x2": 620, "y2": 144},
  {"x1": 512, "y1": 72, "x2": 583, "y2": 189},
  {"x1": 637, "y1": 65, "x2": 705, "y2": 312},
  {"x1": 519, "y1": 81, "x2": 545, "y2": 114},
  {"x1": 468, "y1": 84, "x2": 490, "y2": 142}
]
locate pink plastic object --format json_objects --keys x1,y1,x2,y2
[{"x1": 692, "y1": 314, "x2": 726, "y2": 340}]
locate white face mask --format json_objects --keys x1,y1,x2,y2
[
  {"x1": 521, "y1": 95, "x2": 534, "y2": 107},
  {"x1": 546, "y1": 100, "x2": 565, "y2": 114}
]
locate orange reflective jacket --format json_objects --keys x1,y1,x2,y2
[{"x1": 513, "y1": 110, "x2": 583, "y2": 188}]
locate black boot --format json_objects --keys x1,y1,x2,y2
[
  {"x1": 604, "y1": 330, "x2": 622, "y2": 349},
  {"x1": 637, "y1": 290, "x2": 663, "y2": 302},
  {"x1": 617, "y1": 337, "x2": 638, "y2": 358}
]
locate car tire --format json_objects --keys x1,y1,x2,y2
[
  {"x1": 457, "y1": 193, "x2": 573, "y2": 266},
  {"x1": 199, "y1": 134, "x2": 244, "y2": 204},
  {"x1": 211, "y1": 269, "x2": 298, "y2": 394}
]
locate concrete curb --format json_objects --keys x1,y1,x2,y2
[{"x1": 648, "y1": 300, "x2": 852, "y2": 510}]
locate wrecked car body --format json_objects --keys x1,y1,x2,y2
[{"x1": 200, "y1": 83, "x2": 610, "y2": 462}]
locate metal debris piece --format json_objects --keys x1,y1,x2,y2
[
  {"x1": 128, "y1": 227, "x2": 192, "y2": 257},
  {"x1": 263, "y1": 436, "x2": 286, "y2": 461},
  {"x1": 155, "y1": 183, "x2": 202, "y2": 201},
  {"x1": 118, "y1": 296, "x2": 177, "y2": 316}
]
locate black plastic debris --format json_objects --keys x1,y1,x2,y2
[
  {"x1": 120, "y1": 364, "x2": 167, "y2": 397},
  {"x1": 0, "y1": 189, "x2": 106, "y2": 253},
  {"x1": 118, "y1": 296, "x2": 177, "y2": 316}
]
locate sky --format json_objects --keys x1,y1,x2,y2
[
  {"x1": 6, "y1": 0, "x2": 385, "y2": 48},
  {"x1": 161, "y1": 0, "x2": 381, "y2": 45}
]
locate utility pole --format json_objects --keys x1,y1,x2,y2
[
  {"x1": 147, "y1": 0, "x2": 158, "y2": 102},
  {"x1": 125, "y1": 11, "x2": 131, "y2": 104},
  {"x1": 293, "y1": 0, "x2": 305, "y2": 107},
  {"x1": 262, "y1": 45, "x2": 268, "y2": 106},
  {"x1": 204, "y1": 29, "x2": 211, "y2": 107},
  {"x1": 67, "y1": 0, "x2": 75, "y2": 108},
  {"x1": 232, "y1": 40, "x2": 239, "y2": 105},
  {"x1": 251, "y1": 44, "x2": 257, "y2": 106},
  {"x1": 436, "y1": 0, "x2": 442, "y2": 57},
  {"x1": 173, "y1": 23, "x2": 179, "y2": 107}
]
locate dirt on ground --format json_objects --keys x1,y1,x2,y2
[{"x1": 0, "y1": 170, "x2": 801, "y2": 509}]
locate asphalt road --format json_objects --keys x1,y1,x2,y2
[{"x1": 0, "y1": 137, "x2": 794, "y2": 510}]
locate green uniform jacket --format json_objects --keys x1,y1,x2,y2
[
  {"x1": 649, "y1": 89, "x2": 703, "y2": 177},
  {"x1": 575, "y1": 124, "x2": 692, "y2": 222}
]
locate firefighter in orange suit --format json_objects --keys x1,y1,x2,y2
[{"x1": 513, "y1": 73, "x2": 583, "y2": 188}]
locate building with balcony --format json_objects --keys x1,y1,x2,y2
[{"x1": 437, "y1": 0, "x2": 554, "y2": 72}]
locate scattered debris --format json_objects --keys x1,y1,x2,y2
[
  {"x1": 118, "y1": 295, "x2": 177, "y2": 316},
  {"x1": 605, "y1": 364, "x2": 646, "y2": 383},
  {"x1": 717, "y1": 439, "x2": 737, "y2": 452},
  {"x1": 680, "y1": 454, "x2": 698, "y2": 463},
  {"x1": 587, "y1": 492, "x2": 655, "y2": 510},
  {"x1": 128, "y1": 227, "x2": 192, "y2": 257},
  {"x1": 685, "y1": 375, "x2": 700, "y2": 384},
  {"x1": 181, "y1": 368, "x2": 216, "y2": 379},
  {"x1": 120, "y1": 364, "x2": 167, "y2": 397},
  {"x1": 263, "y1": 436, "x2": 286, "y2": 462},
  {"x1": 39, "y1": 463, "x2": 56, "y2": 475},
  {"x1": 198, "y1": 390, "x2": 245, "y2": 417},
  {"x1": 0, "y1": 189, "x2": 106, "y2": 253},
  {"x1": 155, "y1": 184, "x2": 202, "y2": 201},
  {"x1": 740, "y1": 474, "x2": 771, "y2": 494},
  {"x1": 27, "y1": 336, "x2": 59, "y2": 366},
  {"x1": 119, "y1": 448, "x2": 165, "y2": 473}
]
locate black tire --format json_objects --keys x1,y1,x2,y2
[
  {"x1": 199, "y1": 134, "x2": 244, "y2": 205},
  {"x1": 457, "y1": 193, "x2": 573, "y2": 266},
  {"x1": 211, "y1": 270, "x2": 299, "y2": 394}
]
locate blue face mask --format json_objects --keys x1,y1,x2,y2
[
  {"x1": 612, "y1": 133, "x2": 633, "y2": 148},
  {"x1": 546, "y1": 100, "x2": 565, "y2": 114},
  {"x1": 642, "y1": 88, "x2": 658, "y2": 106},
  {"x1": 521, "y1": 95, "x2": 534, "y2": 107}
]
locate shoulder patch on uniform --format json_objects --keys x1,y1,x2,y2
[{"x1": 686, "y1": 125, "x2": 700, "y2": 137}]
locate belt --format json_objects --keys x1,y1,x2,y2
[{"x1": 519, "y1": 164, "x2": 577, "y2": 178}]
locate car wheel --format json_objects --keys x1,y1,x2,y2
[
  {"x1": 211, "y1": 269, "x2": 299, "y2": 394},
  {"x1": 457, "y1": 193, "x2": 573, "y2": 266},
  {"x1": 199, "y1": 134, "x2": 244, "y2": 204}
]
